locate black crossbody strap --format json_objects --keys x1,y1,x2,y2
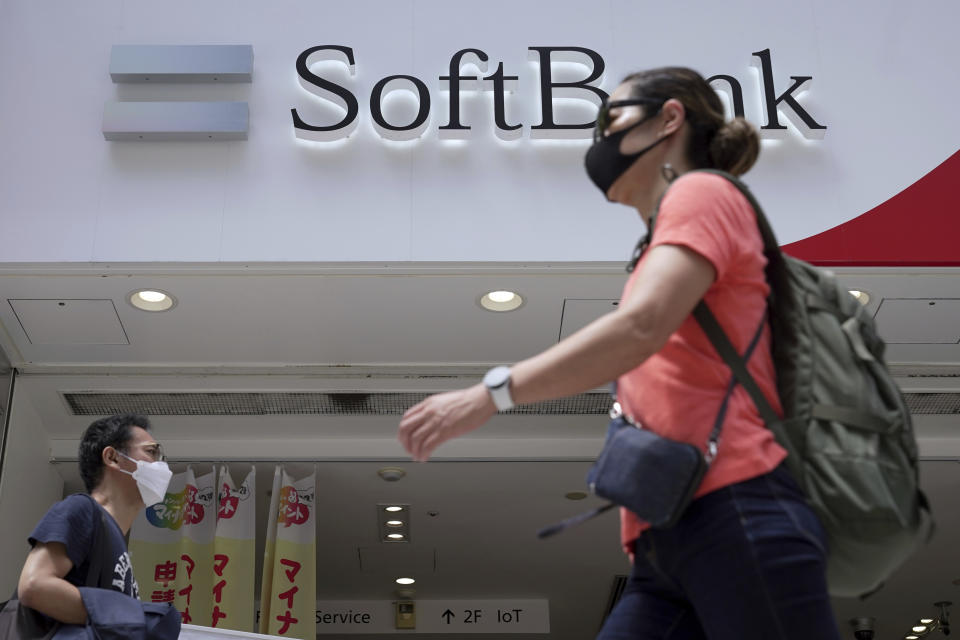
[
  {"x1": 681, "y1": 169, "x2": 783, "y2": 427},
  {"x1": 702, "y1": 303, "x2": 772, "y2": 441},
  {"x1": 540, "y1": 171, "x2": 783, "y2": 540},
  {"x1": 693, "y1": 303, "x2": 780, "y2": 426}
]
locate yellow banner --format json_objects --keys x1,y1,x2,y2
[
  {"x1": 257, "y1": 466, "x2": 282, "y2": 636},
  {"x1": 260, "y1": 466, "x2": 316, "y2": 640},
  {"x1": 211, "y1": 465, "x2": 256, "y2": 632},
  {"x1": 129, "y1": 467, "x2": 216, "y2": 627}
]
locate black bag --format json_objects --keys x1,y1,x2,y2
[
  {"x1": 586, "y1": 409, "x2": 709, "y2": 529},
  {"x1": 0, "y1": 496, "x2": 108, "y2": 640},
  {"x1": 538, "y1": 311, "x2": 767, "y2": 538}
]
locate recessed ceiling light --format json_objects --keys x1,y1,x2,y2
[
  {"x1": 479, "y1": 290, "x2": 524, "y2": 312},
  {"x1": 920, "y1": 618, "x2": 934, "y2": 624},
  {"x1": 386, "y1": 520, "x2": 404, "y2": 527},
  {"x1": 912, "y1": 626, "x2": 928, "y2": 632},
  {"x1": 139, "y1": 290, "x2": 166, "y2": 302},
  {"x1": 906, "y1": 635, "x2": 919, "y2": 639},
  {"x1": 385, "y1": 506, "x2": 403, "y2": 512},
  {"x1": 377, "y1": 467, "x2": 406, "y2": 482},
  {"x1": 395, "y1": 577, "x2": 415, "y2": 585},
  {"x1": 488, "y1": 290, "x2": 515, "y2": 303},
  {"x1": 129, "y1": 289, "x2": 176, "y2": 312},
  {"x1": 849, "y1": 289, "x2": 870, "y2": 305},
  {"x1": 387, "y1": 533, "x2": 405, "y2": 540}
]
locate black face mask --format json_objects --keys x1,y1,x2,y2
[{"x1": 584, "y1": 119, "x2": 670, "y2": 199}]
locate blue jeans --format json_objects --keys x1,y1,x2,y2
[{"x1": 597, "y1": 464, "x2": 841, "y2": 640}]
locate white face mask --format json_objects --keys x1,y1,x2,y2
[{"x1": 117, "y1": 451, "x2": 173, "y2": 506}]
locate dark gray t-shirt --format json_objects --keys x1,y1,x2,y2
[{"x1": 28, "y1": 494, "x2": 140, "y2": 599}]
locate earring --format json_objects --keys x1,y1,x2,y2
[{"x1": 661, "y1": 163, "x2": 677, "y2": 183}]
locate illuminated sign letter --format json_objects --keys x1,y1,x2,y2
[
  {"x1": 752, "y1": 48, "x2": 827, "y2": 138},
  {"x1": 483, "y1": 62, "x2": 522, "y2": 141},
  {"x1": 292, "y1": 45, "x2": 360, "y2": 141},
  {"x1": 439, "y1": 48, "x2": 489, "y2": 139},
  {"x1": 528, "y1": 46, "x2": 608, "y2": 139},
  {"x1": 370, "y1": 75, "x2": 431, "y2": 141}
]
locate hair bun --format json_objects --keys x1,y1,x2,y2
[{"x1": 709, "y1": 118, "x2": 760, "y2": 176}]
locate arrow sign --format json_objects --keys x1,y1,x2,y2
[{"x1": 301, "y1": 599, "x2": 548, "y2": 633}]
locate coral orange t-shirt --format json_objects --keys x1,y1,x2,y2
[{"x1": 617, "y1": 172, "x2": 787, "y2": 553}]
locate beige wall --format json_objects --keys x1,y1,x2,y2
[{"x1": 0, "y1": 384, "x2": 64, "y2": 595}]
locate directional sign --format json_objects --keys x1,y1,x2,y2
[
  {"x1": 418, "y1": 600, "x2": 549, "y2": 633},
  {"x1": 301, "y1": 600, "x2": 550, "y2": 634}
]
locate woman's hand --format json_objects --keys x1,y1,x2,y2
[{"x1": 398, "y1": 384, "x2": 498, "y2": 462}]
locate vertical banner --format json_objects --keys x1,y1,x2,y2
[
  {"x1": 211, "y1": 465, "x2": 256, "y2": 631},
  {"x1": 179, "y1": 468, "x2": 216, "y2": 626},
  {"x1": 258, "y1": 466, "x2": 282, "y2": 636},
  {"x1": 130, "y1": 468, "x2": 188, "y2": 608},
  {"x1": 259, "y1": 466, "x2": 317, "y2": 640},
  {"x1": 129, "y1": 466, "x2": 216, "y2": 626}
]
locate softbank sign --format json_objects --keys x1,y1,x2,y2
[{"x1": 291, "y1": 46, "x2": 827, "y2": 143}]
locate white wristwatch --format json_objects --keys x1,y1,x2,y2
[{"x1": 483, "y1": 366, "x2": 515, "y2": 411}]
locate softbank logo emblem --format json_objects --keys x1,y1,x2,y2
[{"x1": 102, "y1": 45, "x2": 252, "y2": 141}]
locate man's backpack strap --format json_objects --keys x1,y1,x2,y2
[
  {"x1": 79, "y1": 494, "x2": 111, "y2": 588},
  {"x1": 1, "y1": 494, "x2": 111, "y2": 640}
]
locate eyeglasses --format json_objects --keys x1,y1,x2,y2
[
  {"x1": 593, "y1": 98, "x2": 664, "y2": 143},
  {"x1": 128, "y1": 442, "x2": 166, "y2": 462}
]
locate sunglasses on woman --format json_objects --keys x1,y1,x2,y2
[{"x1": 593, "y1": 98, "x2": 664, "y2": 143}]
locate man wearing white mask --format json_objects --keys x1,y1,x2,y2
[{"x1": 16, "y1": 413, "x2": 172, "y2": 625}]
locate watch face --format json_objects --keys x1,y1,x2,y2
[{"x1": 484, "y1": 366, "x2": 510, "y2": 388}]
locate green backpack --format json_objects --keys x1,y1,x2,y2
[{"x1": 674, "y1": 170, "x2": 935, "y2": 598}]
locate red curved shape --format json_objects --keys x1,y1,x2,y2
[{"x1": 782, "y1": 149, "x2": 960, "y2": 266}]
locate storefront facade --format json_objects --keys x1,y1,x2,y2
[{"x1": 1, "y1": 2, "x2": 958, "y2": 638}]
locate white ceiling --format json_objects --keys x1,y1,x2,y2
[{"x1": 2, "y1": 261, "x2": 960, "y2": 639}]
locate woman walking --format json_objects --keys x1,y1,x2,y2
[{"x1": 398, "y1": 67, "x2": 841, "y2": 640}]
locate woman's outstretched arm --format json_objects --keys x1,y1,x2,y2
[{"x1": 398, "y1": 243, "x2": 715, "y2": 461}]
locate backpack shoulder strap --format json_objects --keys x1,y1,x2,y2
[
  {"x1": 78, "y1": 494, "x2": 110, "y2": 588},
  {"x1": 694, "y1": 169, "x2": 781, "y2": 253},
  {"x1": 692, "y1": 302, "x2": 779, "y2": 425},
  {"x1": 628, "y1": 168, "x2": 791, "y2": 431},
  {"x1": 4, "y1": 496, "x2": 110, "y2": 603},
  {"x1": 683, "y1": 170, "x2": 802, "y2": 460},
  {"x1": 627, "y1": 169, "x2": 784, "y2": 271}
]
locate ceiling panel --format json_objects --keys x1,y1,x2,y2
[
  {"x1": 558, "y1": 299, "x2": 619, "y2": 341},
  {"x1": 8, "y1": 299, "x2": 129, "y2": 345},
  {"x1": 875, "y1": 298, "x2": 960, "y2": 344}
]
